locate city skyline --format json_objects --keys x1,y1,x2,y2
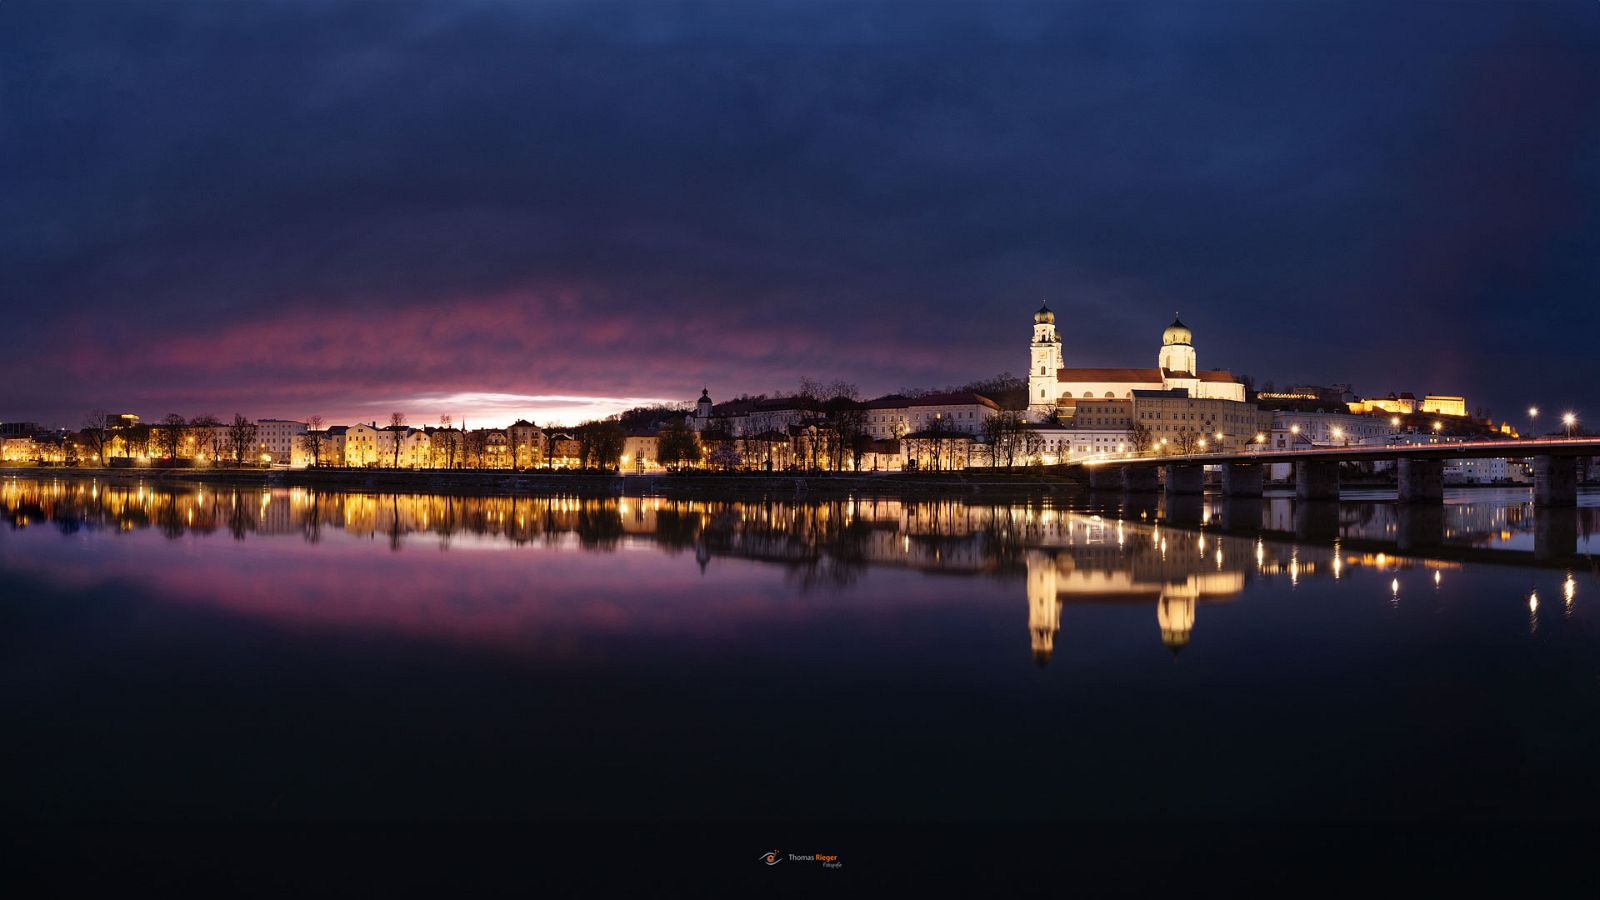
[{"x1": 4, "y1": 2, "x2": 1598, "y2": 428}]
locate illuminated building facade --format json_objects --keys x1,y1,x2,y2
[{"x1": 1028, "y1": 305, "x2": 1248, "y2": 418}]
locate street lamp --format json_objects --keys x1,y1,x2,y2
[
  {"x1": 1432, "y1": 421, "x2": 1442, "y2": 433},
  {"x1": 1389, "y1": 416, "x2": 1400, "y2": 428},
  {"x1": 1563, "y1": 412, "x2": 1577, "y2": 437},
  {"x1": 1528, "y1": 406, "x2": 1538, "y2": 439},
  {"x1": 1198, "y1": 438, "x2": 1208, "y2": 451}
]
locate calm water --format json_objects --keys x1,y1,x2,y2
[{"x1": 3, "y1": 476, "x2": 1599, "y2": 833}]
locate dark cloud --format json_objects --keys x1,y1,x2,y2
[{"x1": 2, "y1": 0, "x2": 1597, "y2": 426}]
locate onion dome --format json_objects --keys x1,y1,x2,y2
[
  {"x1": 1034, "y1": 301, "x2": 1055, "y2": 325},
  {"x1": 1162, "y1": 314, "x2": 1192, "y2": 346}
]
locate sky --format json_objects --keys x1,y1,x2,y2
[{"x1": 2, "y1": 0, "x2": 1597, "y2": 430}]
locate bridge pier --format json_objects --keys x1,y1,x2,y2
[
  {"x1": 1218, "y1": 498, "x2": 1263, "y2": 531},
  {"x1": 1164, "y1": 464, "x2": 1204, "y2": 496},
  {"x1": 1396, "y1": 458, "x2": 1444, "y2": 504},
  {"x1": 1534, "y1": 457, "x2": 1577, "y2": 508},
  {"x1": 1395, "y1": 504, "x2": 1444, "y2": 551},
  {"x1": 1123, "y1": 466, "x2": 1160, "y2": 494},
  {"x1": 1534, "y1": 508, "x2": 1578, "y2": 561},
  {"x1": 1087, "y1": 466, "x2": 1123, "y2": 492},
  {"x1": 1295, "y1": 460, "x2": 1341, "y2": 501},
  {"x1": 1164, "y1": 495, "x2": 1204, "y2": 527},
  {"x1": 1220, "y1": 463, "x2": 1263, "y2": 497},
  {"x1": 1293, "y1": 501, "x2": 1340, "y2": 541}
]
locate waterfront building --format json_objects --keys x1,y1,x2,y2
[
  {"x1": 622, "y1": 432, "x2": 660, "y2": 472},
  {"x1": 1445, "y1": 457, "x2": 1526, "y2": 485},
  {"x1": 320, "y1": 426, "x2": 347, "y2": 466},
  {"x1": 547, "y1": 433, "x2": 581, "y2": 468},
  {"x1": 900, "y1": 429, "x2": 975, "y2": 471},
  {"x1": 1028, "y1": 305, "x2": 1247, "y2": 418},
  {"x1": 692, "y1": 389, "x2": 1001, "y2": 440},
  {"x1": 1271, "y1": 410, "x2": 1400, "y2": 447},
  {"x1": 1133, "y1": 390, "x2": 1273, "y2": 453},
  {"x1": 1029, "y1": 425, "x2": 1132, "y2": 462},
  {"x1": 469, "y1": 429, "x2": 511, "y2": 469},
  {"x1": 507, "y1": 420, "x2": 545, "y2": 469},
  {"x1": 343, "y1": 423, "x2": 381, "y2": 467},
  {"x1": 688, "y1": 391, "x2": 817, "y2": 436},
  {"x1": 256, "y1": 419, "x2": 307, "y2": 467},
  {"x1": 2, "y1": 436, "x2": 37, "y2": 463},
  {"x1": 858, "y1": 392, "x2": 1002, "y2": 438}
]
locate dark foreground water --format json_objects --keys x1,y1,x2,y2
[{"x1": 2, "y1": 477, "x2": 1598, "y2": 888}]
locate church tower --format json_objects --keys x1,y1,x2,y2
[
  {"x1": 691, "y1": 388, "x2": 713, "y2": 432},
  {"x1": 1028, "y1": 302, "x2": 1063, "y2": 417},
  {"x1": 1157, "y1": 315, "x2": 1196, "y2": 376},
  {"x1": 1027, "y1": 550, "x2": 1062, "y2": 667},
  {"x1": 1156, "y1": 590, "x2": 1196, "y2": 656}
]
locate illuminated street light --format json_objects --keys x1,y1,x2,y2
[
  {"x1": 1289, "y1": 424, "x2": 1300, "y2": 435},
  {"x1": 1254, "y1": 433, "x2": 1265, "y2": 444},
  {"x1": 1431, "y1": 421, "x2": 1442, "y2": 432},
  {"x1": 1563, "y1": 412, "x2": 1577, "y2": 437},
  {"x1": 1389, "y1": 416, "x2": 1401, "y2": 428}
]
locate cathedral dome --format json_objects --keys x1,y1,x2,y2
[
  {"x1": 1162, "y1": 315, "x2": 1192, "y2": 346},
  {"x1": 1034, "y1": 302, "x2": 1055, "y2": 325}
]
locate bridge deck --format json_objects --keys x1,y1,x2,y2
[{"x1": 1077, "y1": 436, "x2": 1600, "y2": 468}]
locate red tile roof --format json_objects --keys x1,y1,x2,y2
[
  {"x1": 1056, "y1": 367, "x2": 1163, "y2": 382},
  {"x1": 906, "y1": 391, "x2": 1000, "y2": 409},
  {"x1": 1055, "y1": 367, "x2": 1237, "y2": 385}
]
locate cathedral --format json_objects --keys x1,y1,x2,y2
[{"x1": 1027, "y1": 302, "x2": 1246, "y2": 418}]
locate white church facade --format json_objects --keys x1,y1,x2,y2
[{"x1": 1027, "y1": 303, "x2": 1247, "y2": 419}]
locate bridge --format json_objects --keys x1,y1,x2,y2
[{"x1": 1076, "y1": 436, "x2": 1600, "y2": 507}]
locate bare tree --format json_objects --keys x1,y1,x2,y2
[
  {"x1": 983, "y1": 411, "x2": 1029, "y2": 468},
  {"x1": 80, "y1": 410, "x2": 113, "y2": 466},
  {"x1": 464, "y1": 429, "x2": 488, "y2": 469},
  {"x1": 1129, "y1": 421, "x2": 1153, "y2": 454},
  {"x1": 658, "y1": 419, "x2": 701, "y2": 472},
  {"x1": 1172, "y1": 429, "x2": 1199, "y2": 455},
  {"x1": 436, "y1": 417, "x2": 458, "y2": 469},
  {"x1": 190, "y1": 414, "x2": 224, "y2": 463},
  {"x1": 1020, "y1": 425, "x2": 1044, "y2": 464},
  {"x1": 155, "y1": 414, "x2": 187, "y2": 460},
  {"x1": 227, "y1": 414, "x2": 258, "y2": 466},
  {"x1": 300, "y1": 415, "x2": 326, "y2": 466},
  {"x1": 389, "y1": 412, "x2": 407, "y2": 469}
]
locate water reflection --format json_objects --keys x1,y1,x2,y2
[{"x1": 4, "y1": 478, "x2": 1593, "y2": 667}]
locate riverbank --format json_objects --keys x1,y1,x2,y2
[{"x1": 0, "y1": 465, "x2": 1089, "y2": 500}]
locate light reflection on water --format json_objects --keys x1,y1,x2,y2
[
  {"x1": 0, "y1": 478, "x2": 1596, "y2": 662},
  {"x1": 2, "y1": 476, "x2": 1599, "y2": 825}
]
